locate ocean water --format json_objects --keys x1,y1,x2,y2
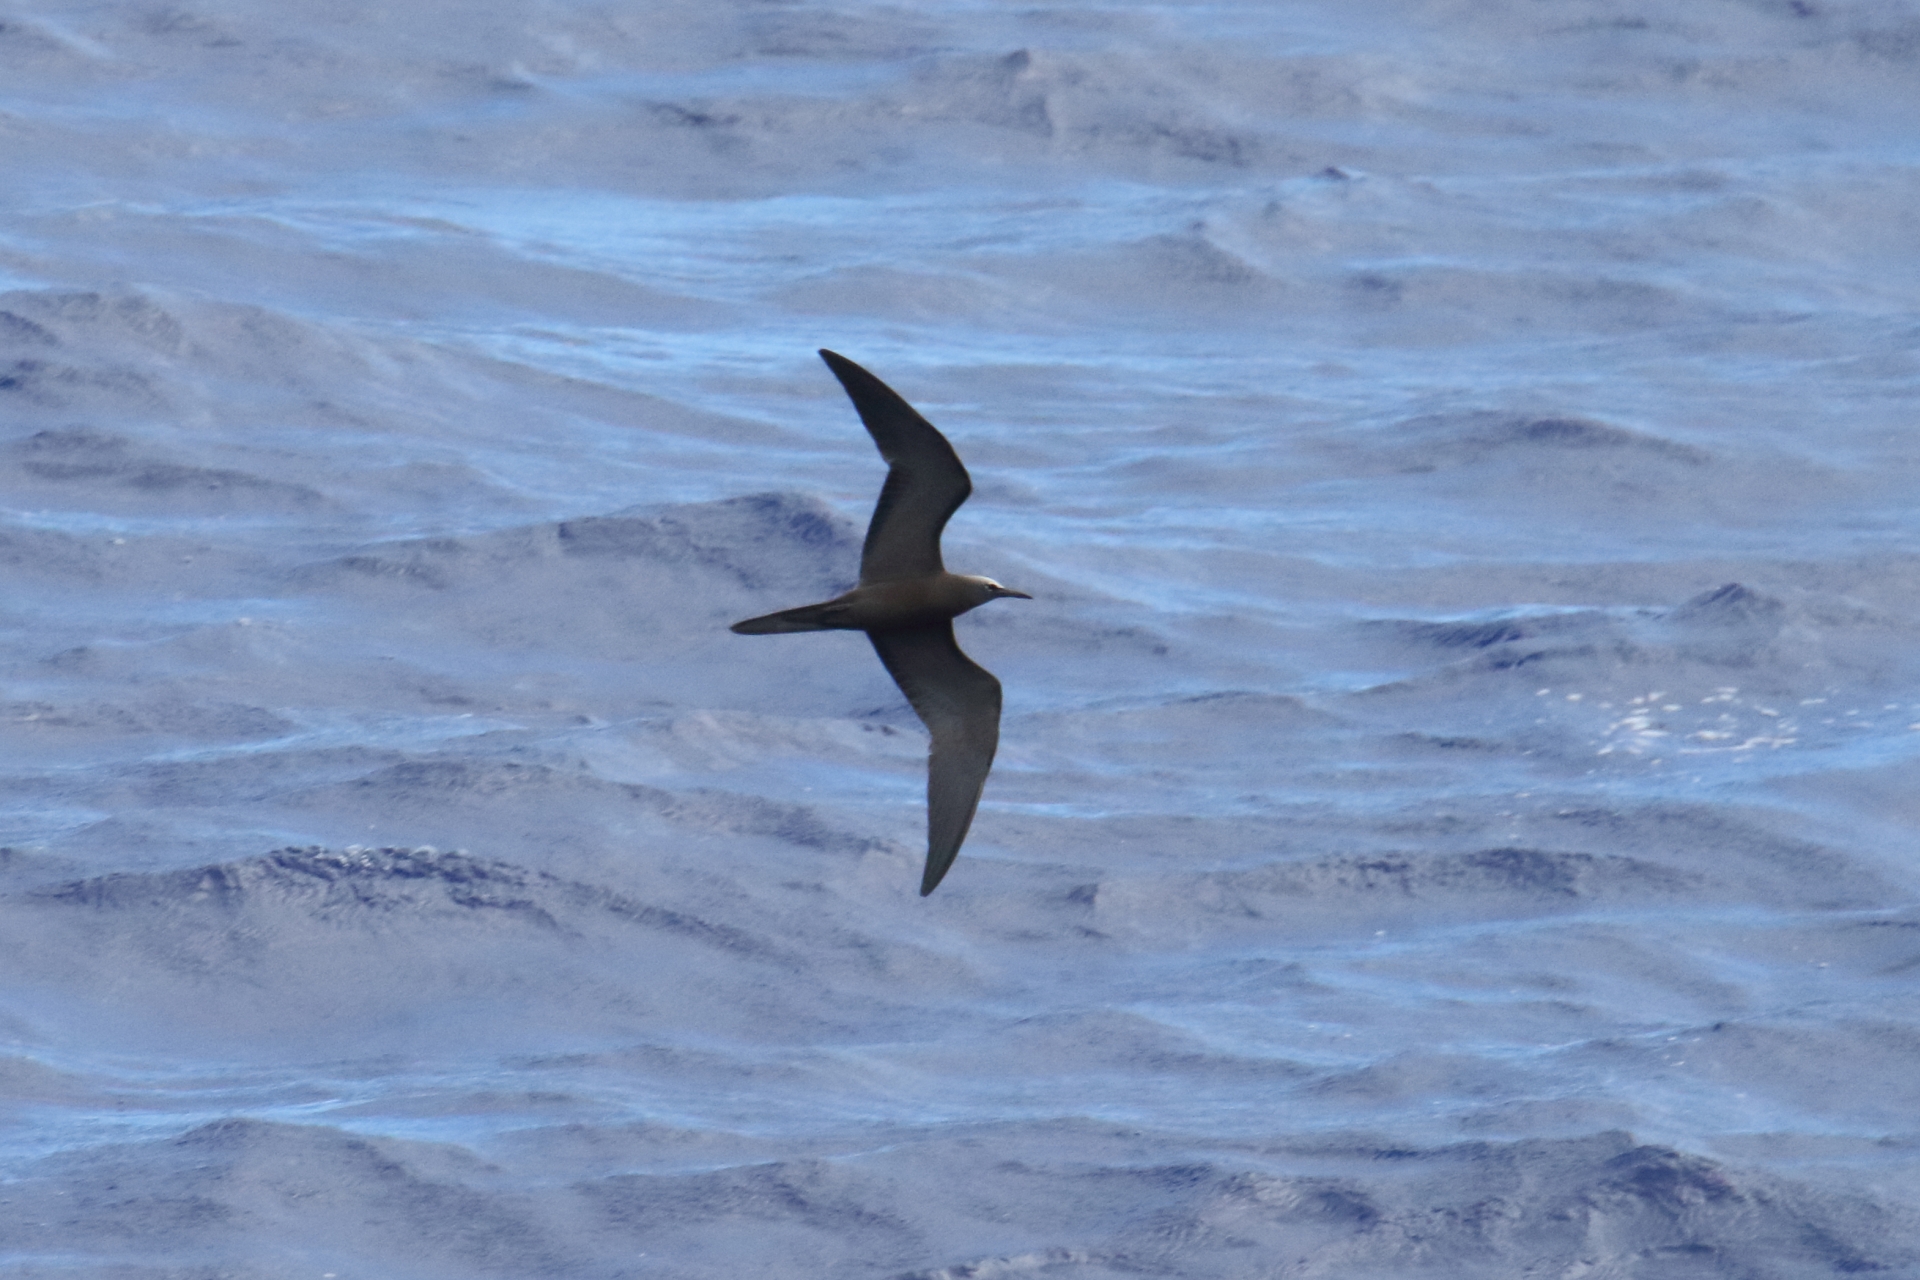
[{"x1": 3, "y1": 0, "x2": 1920, "y2": 1274}]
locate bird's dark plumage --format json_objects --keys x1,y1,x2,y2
[
  {"x1": 729, "y1": 351, "x2": 1028, "y2": 896},
  {"x1": 869, "y1": 622, "x2": 1003, "y2": 895},
  {"x1": 820, "y1": 349, "x2": 972, "y2": 585}
]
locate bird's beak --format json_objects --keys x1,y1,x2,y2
[{"x1": 997, "y1": 587, "x2": 1033, "y2": 599}]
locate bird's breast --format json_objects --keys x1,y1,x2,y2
[{"x1": 841, "y1": 575, "x2": 979, "y2": 631}]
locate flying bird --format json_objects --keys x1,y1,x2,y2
[{"x1": 732, "y1": 350, "x2": 1030, "y2": 896}]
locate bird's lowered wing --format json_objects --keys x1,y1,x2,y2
[
  {"x1": 868, "y1": 623, "x2": 1003, "y2": 896},
  {"x1": 819, "y1": 350, "x2": 972, "y2": 585}
]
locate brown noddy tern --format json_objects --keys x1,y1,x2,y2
[{"x1": 731, "y1": 350, "x2": 1030, "y2": 896}]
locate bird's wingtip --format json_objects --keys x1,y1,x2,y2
[
  {"x1": 920, "y1": 857, "x2": 954, "y2": 896},
  {"x1": 818, "y1": 349, "x2": 866, "y2": 380}
]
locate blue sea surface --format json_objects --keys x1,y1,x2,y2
[{"x1": 3, "y1": 0, "x2": 1920, "y2": 1274}]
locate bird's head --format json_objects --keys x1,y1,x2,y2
[{"x1": 958, "y1": 575, "x2": 1033, "y2": 607}]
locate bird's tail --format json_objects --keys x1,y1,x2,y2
[{"x1": 730, "y1": 600, "x2": 850, "y2": 634}]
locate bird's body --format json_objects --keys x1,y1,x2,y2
[
  {"x1": 730, "y1": 573, "x2": 1016, "y2": 635},
  {"x1": 731, "y1": 350, "x2": 1029, "y2": 896}
]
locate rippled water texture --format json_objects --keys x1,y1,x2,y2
[{"x1": 4, "y1": 0, "x2": 1920, "y2": 1275}]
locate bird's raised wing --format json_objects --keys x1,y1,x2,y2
[
  {"x1": 819, "y1": 350, "x2": 972, "y2": 585},
  {"x1": 868, "y1": 623, "x2": 1003, "y2": 896}
]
